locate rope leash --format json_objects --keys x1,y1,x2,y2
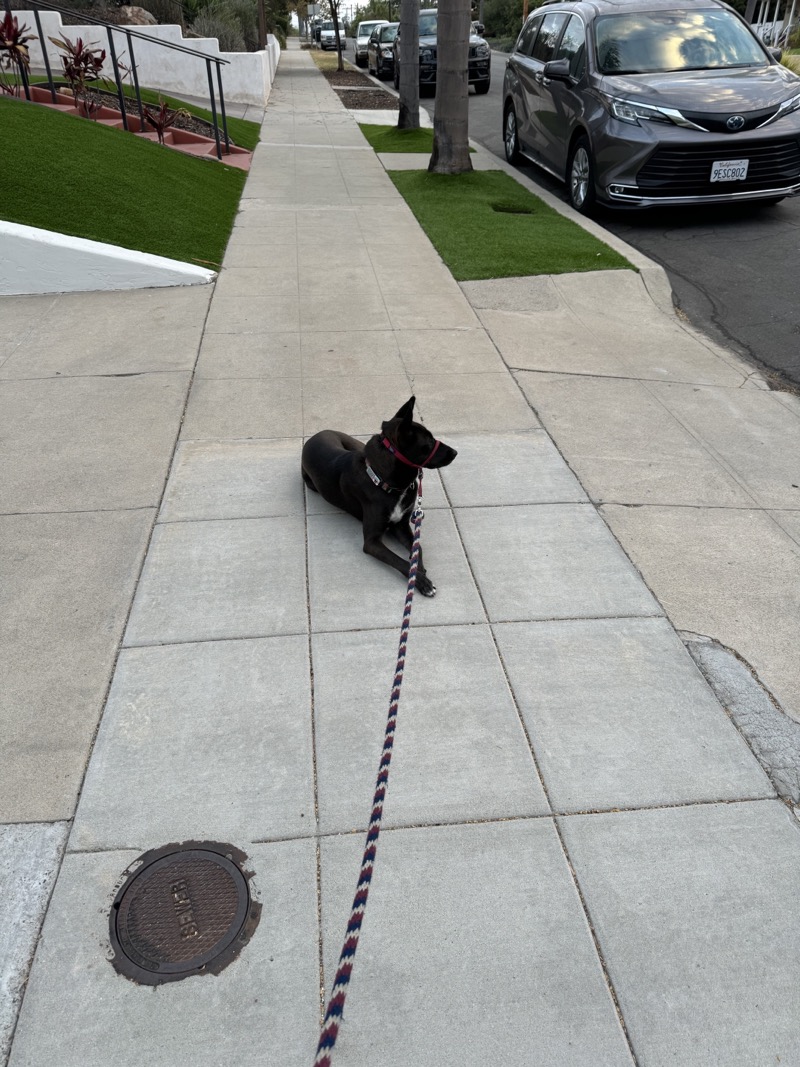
[{"x1": 313, "y1": 472, "x2": 425, "y2": 1067}]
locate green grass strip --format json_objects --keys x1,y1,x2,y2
[
  {"x1": 359, "y1": 123, "x2": 475, "y2": 154},
  {"x1": 388, "y1": 169, "x2": 633, "y2": 279},
  {"x1": 359, "y1": 124, "x2": 435, "y2": 153},
  {"x1": 0, "y1": 95, "x2": 246, "y2": 268}
]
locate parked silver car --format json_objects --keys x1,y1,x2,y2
[
  {"x1": 368, "y1": 22, "x2": 399, "y2": 79},
  {"x1": 502, "y1": 0, "x2": 800, "y2": 213},
  {"x1": 354, "y1": 19, "x2": 389, "y2": 68}
]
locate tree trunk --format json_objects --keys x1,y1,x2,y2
[
  {"x1": 332, "y1": 2, "x2": 344, "y2": 71},
  {"x1": 397, "y1": 0, "x2": 420, "y2": 130},
  {"x1": 429, "y1": 0, "x2": 473, "y2": 173}
]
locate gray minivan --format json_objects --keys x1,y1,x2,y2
[{"x1": 502, "y1": 0, "x2": 800, "y2": 213}]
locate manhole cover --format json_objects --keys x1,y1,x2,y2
[{"x1": 109, "y1": 841, "x2": 261, "y2": 985}]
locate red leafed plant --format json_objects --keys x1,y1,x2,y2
[
  {"x1": 143, "y1": 98, "x2": 190, "y2": 144},
  {"x1": 49, "y1": 34, "x2": 106, "y2": 105},
  {"x1": 0, "y1": 12, "x2": 37, "y2": 97}
]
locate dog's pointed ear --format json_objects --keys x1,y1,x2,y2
[{"x1": 394, "y1": 396, "x2": 416, "y2": 423}]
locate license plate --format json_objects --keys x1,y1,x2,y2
[{"x1": 710, "y1": 159, "x2": 749, "y2": 182}]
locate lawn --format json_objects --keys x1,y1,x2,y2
[
  {"x1": 1, "y1": 95, "x2": 247, "y2": 268},
  {"x1": 358, "y1": 122, "x2": 479, "y2": 155},
  {"x1": 388, "y1": 169, "x2": 633, "y2": 279},
  {"x1": 360, "y1": 123, "x2": 435, "y2": 153}
]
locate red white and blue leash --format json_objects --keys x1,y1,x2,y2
[{"x1": 313, "y1": 471, "x2": 425, "y2": 1066}]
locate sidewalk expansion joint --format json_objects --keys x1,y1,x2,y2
[
  {"x1": 508, "y1": 365, "x2": 753, "y2": 390},
  {"x1": 1, "y1": 506, "x2": 158, "y2": 519},
  {"x1": 121, "y1": 629, "x2": 310, "y2": 651},
  {"x1": 260, "y1": 141, "x2": 373, "y2": 150},
  {"x1": 597, "y1": 501, "x2": 800, "y2": 513}
]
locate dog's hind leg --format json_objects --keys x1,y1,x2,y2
[{"x1": 302, "y1": 468, "x2": 318, "y2": 492}]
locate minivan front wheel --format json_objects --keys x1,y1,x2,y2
[
  {"x1": 568, "y1": 136, "x2": 597, "y2": 215},
  {"x1": 504, "y1": 104, "x2": 519, "y2": 165}
]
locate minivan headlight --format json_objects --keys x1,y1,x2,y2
[
  {"x1": 608, "y1": 98, "x2": 673, "y2": 126},
  {"x1": 420, "y1": 47, "x2": 434, "y2": 60},
  {"x1": 777, "y1": 90, "x2": 800, "y2": 117},
  {"x1": 475, "y1": 41, "x2": 490, "y2": 56}
]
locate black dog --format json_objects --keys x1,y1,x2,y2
[{"x1": 301, "y1": 397, "x2": 457, "y2": 596}]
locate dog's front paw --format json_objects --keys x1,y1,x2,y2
[{"x1": 416, "y1": 572, "x2": 437, "y2": 597}]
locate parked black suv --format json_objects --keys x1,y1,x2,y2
[{"x1": 393, "y1": 8, "x2": 491, "y2": 96}]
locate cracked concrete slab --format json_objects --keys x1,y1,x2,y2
[
  {"x1": 602, "y1": 504, "x2": 800, "y2": 722},
  {"x1": 685, "y1": 633, "x2": 800, "y2": 804}
]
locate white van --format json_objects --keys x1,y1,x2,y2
[{"x1": 319, "y1": 19, "x2": 346, "y2": 50}]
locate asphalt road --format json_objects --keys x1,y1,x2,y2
[{"x1": 440, "y1": 50, "x2": 800, "y2": 390}]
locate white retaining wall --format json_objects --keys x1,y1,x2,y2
[
  {"x1": 0, "y1": 220, "x2": 216, "y2": 295},
  {"x1": 14, "y1": 10, "x2": 280, "y2": 106}
]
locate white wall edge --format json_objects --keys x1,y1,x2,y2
[
  {"x1": 0, "y1": 220, "x2": 217, "y2": 295},
  {"x1": 14, "y1": 10, "x2": 279, "y2": 106}
]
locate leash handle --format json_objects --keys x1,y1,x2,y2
[{"x1": 313, "y1": 473, "x2": 424, "y2": 1066}]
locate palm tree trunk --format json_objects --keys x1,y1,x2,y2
[
  {"x1": 397, "y1": 0, "x2": 420, "y2": 130},
  {"x1": 429, "y1": 0, "x2": 473, "y2": 173},
  {"x1": 333, "y1": 2, "x2": 344, "y2": 72}
]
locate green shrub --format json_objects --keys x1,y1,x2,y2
[
  {"x1": 482, "y1": 0, "x2": 524, "y2": 40},
  {"x1": 136, "y1": 0, "x2": 189, "y2": 27},
  {"x1": 191, "y1": 6, "x2": 246, "y2": 49}
]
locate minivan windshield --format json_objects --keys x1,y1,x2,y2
[
  {"x1": 357, "y1": 21, "x2": 382, "y2": 38},
  {"x1": 379, "y1": 25, "x2": 398, "y2": 41},
  {"x1": 419, "y1": 12, "x2": 437, "y2": 34},
  {"x1": 594, "y1": 9, "x2": 768, "y2": 74}
]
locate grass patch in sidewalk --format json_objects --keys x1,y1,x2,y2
[
  {"x1": 1, "y1": 95, "x2": 246, "y2": 268},
  {"x1": 358, "y1": 123, "x2": 475, "y2": 154},
  {"x1": 359, "y1": 123, "x2": 435, "y2": 153},
  {"x1": 388, "y1": 168, "x2": 633, "y2": 279},
  {"x1": 310, "y1": 49, "x2": 349, "y2": 71}
]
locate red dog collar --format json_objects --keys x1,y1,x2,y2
[{"x1": 382, "y1": 436, "x2": 440, "y2": 469}]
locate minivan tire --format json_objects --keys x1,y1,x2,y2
[
  {"x1": 504, "y1": 104, "x2": 520, "y2": 165},
  {"x1": 474, "y1": 78, "x2": 490, "y2": 95},
  {"x1": 568, "y1": 135, "x2": 597, "y2": 215}
]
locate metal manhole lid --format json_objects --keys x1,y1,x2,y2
[{"x1": 109, "y1": 841, "x2": 260, "y2": 985}]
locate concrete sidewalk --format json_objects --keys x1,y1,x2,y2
[{"x1": 3, "y1": 42, "x2": 800, "y2": 1067}]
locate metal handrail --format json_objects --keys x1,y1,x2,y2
[{"x1": 17, "y1": 0, "x2": 231, "y2": 156}]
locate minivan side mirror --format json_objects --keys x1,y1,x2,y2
[
  {"x1": 543, "y1": 57, "x2": 571, "y2": 81},
  {"x1": 770, "y1": 46, "x2": 783, "y2": 61}
]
